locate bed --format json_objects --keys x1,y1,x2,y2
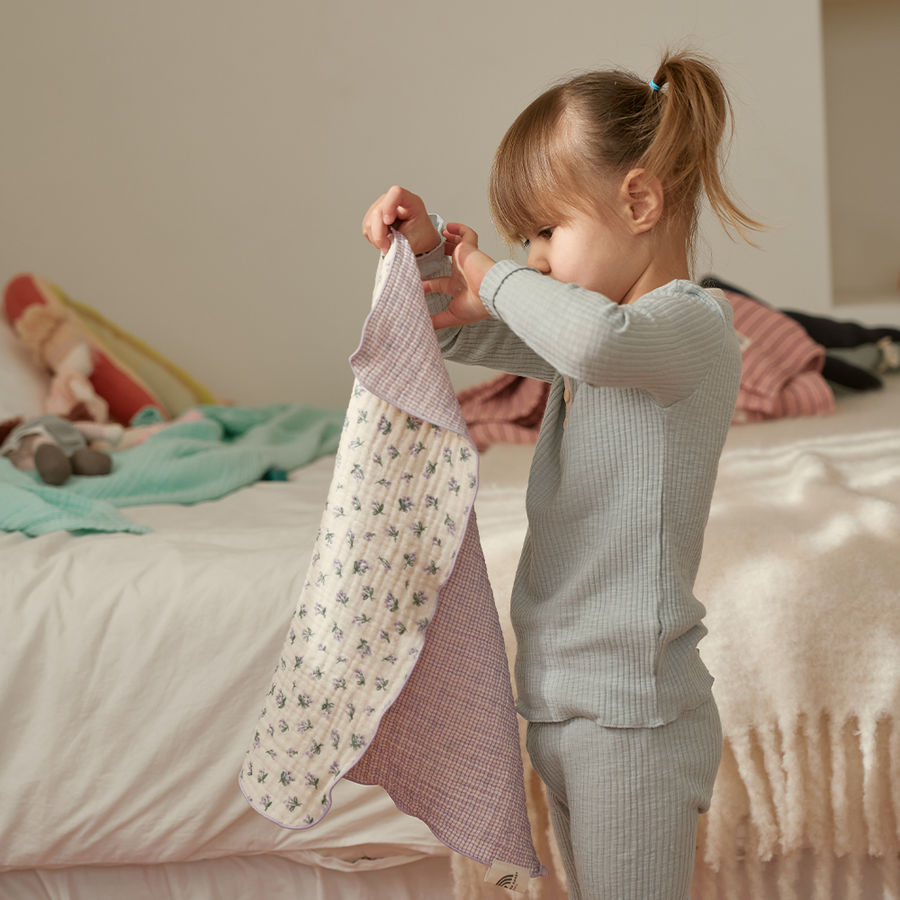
[{"x1": 2, "y1": 256, "x2": 899, "y2": 899}]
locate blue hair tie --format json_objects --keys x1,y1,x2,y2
[{"x1": 649, "y1": 79, "x2": 661, "y2": 92}]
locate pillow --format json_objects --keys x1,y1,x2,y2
[
  {"x1": 63, "y1": 294, "x2": 216, "y2": 418},
  {"x1": 3, "y1": 274, "x2": 215, "y2": 424},
  {"x1": 0, "y1": 318, "x2": 51, "y2": 422}
]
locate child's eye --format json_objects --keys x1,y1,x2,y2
[{"x1": 522, "y1": 227, "x2": 554, "y2": 249}]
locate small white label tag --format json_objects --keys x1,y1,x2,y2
[{"x1": 484, "y1": 859, "x2": 530, "y2": 893}]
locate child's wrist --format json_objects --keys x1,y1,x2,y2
[
  {"x1": 408, "y1": 222, "x2": 441, "y2": 256},
  {"x1": 461, "y1": 247, "x2": 494, "y2": 299}
]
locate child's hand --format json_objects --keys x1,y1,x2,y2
[
  {"x1": 440, "y1": 220, "x2": 478, "y2": 257},
  {"x1": 362, "y1": 186, "x2": 441, "y2": 256},
  {"x1": 425, "y1": 223, "x2": 496, "y2": 329}
]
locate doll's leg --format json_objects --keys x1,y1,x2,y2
[
  {"x1": 70, "y1": 448, "x2": 112, "y2": 476},
  {"x1": 33, "y1": 443, "x2": 111, "y2": 483},
  {"x1": 34, "y1": 442, "x2": 73, "y2": 485},
  {"x1": 527, "y1": 700, "x2": 721, "y2": 900}
]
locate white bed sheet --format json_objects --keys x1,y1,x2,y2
[{"x1": 0, "y1": 454, "x2": 447, "y2": 875}]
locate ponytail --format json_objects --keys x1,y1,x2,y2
[
  {"x1": 643, "y1": 50, "x2": 763, "y2": 245},
  {"x1": 489, "y1": 48, "x2": 763, "y2": 257}
]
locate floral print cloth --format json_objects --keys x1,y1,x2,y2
[{"x1": 240, "y1": 233, "x2": 542, "y2": 878}]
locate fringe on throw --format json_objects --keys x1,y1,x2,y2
[{"x1": 695, "y1": 713, "x2": 900, "y2": 900}]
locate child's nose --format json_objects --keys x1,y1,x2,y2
[{"x1": 527, "y1": 247, "x2": 550, "y2": 274}]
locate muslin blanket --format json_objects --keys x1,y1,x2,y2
[
  {"x1": 0, "y1": 404, "x2": 344, "y2": 536},
  {"x1": 240, "y1": 234, "x2": 542, "y2": 887}
]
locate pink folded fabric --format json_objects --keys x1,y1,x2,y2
[
  {"x1": 723, "y1": 290, "x2": 835, "y2": 423},
  {"x1": 457, "y1": 373, "x2": 549, "y2": 451}
]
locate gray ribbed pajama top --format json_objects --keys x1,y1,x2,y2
[{"x1": 420, "y1": 241, "x2": 741, "y2": 730}]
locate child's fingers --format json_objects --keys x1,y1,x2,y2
[
  {"x1": 363, "y1": 186, "x2": 424, "y2": 252},
  {"x1": 362, "y1": 194, "x2": 396, "y2": 253},
  {"x1": 430, "y1": 308, "x2": 465, "y2": 331},
  {"x1": 383, "y1": 186, "x2": 422, "y2": 224},
  {"x1": 371, "y1": 216, "x2": 391, "y2": 252},
  {"x1": 443, "y1": 222, "x2": 479, "y2": 247},
  {"x1": 365, "y1": 219, "x2": 392, "y2": 254},
  {"x1": 442, "y1": 224, "x2": 477, "y2": 257},
  {"x1": 422, "y1": 277, "x2": 451, "y2": 296},
  {"x1": 381, "y1": 185, "x2": 404, "y2": 218},
  {"x1": 430, "y1": 302, "x2": 488, "y2": 331},
  {"x1": 386, "y1": 203, "x2": 408, "y2": 225}
]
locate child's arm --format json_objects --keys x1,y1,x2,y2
[{"x1": 478, "y1": 261, "x2": 730, "y2": 405}]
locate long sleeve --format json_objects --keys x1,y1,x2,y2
[{"x1": 480, "y1": 261, "x2": 729, "y2": 407}]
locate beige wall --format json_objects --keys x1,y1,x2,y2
[
  {"x1": 823, "y1": 0, "x2": 900, "y2": 309},
  {"x1": 0, "y1": 0, "x2": 844, "y2": 408}
]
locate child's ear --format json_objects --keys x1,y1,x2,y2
[{"x1": 618, "y1": 168, "x2": 664, "y2": 234}]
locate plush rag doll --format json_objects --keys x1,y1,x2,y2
[
  {"x1": 0, "y1": 414, "x2": 112, "y2": 485},
  {"x1": 0, "y1": 407, "x2": 205, "y2": 486},
  {"x1": 3, "y1": 274, "x2": 168, "y2": 424}
]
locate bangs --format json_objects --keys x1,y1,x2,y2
[{"x1": 489, "y1": 91, "x2": 587, "y2": 246}]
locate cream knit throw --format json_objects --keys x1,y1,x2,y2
[
  {"x1": 456, "y1": 422, "x2": 900, "y2": 899},
  {"x1": 693, "y1": 427, "x2": 900, "y2": 898}
]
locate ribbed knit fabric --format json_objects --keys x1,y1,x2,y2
[
  {"x1": 526, "y1": 698, "x2": 722, "y2": 900},
  {"x1": 421, "y1": 240, "x2": 741, "y2": 729}
]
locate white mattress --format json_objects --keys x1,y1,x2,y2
[{"x1": 0, "y1": 855, "x2": 454, "y2": 900}]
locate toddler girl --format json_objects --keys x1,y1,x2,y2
[{"x1": 363, "y1": 49, "x2": 760, "y2": 900}]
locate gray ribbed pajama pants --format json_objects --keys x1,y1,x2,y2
[{"x1": 526, "y1": 698, "x2": 721, "y2": 900}]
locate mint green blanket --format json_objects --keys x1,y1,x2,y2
[{"x1": 0, "y1": 404, "x2": 345, "y2": 537}]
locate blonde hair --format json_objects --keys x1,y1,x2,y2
[{"x1": 489, "y1": 49, "x2": 763, "y2": 261}]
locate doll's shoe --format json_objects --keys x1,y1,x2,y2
[
  {"x1": 34, "y1": 443, "x2": 73, "y2": 485},
  {"x1": 70, "y1": 448, "x2": 113, "y2": 477}
]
